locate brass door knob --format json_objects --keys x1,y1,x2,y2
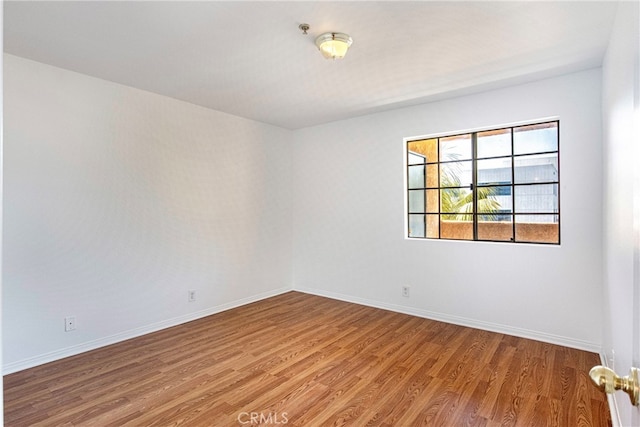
[{"x1": 589, "y1": 365, "x2": 640, "y2": 406}]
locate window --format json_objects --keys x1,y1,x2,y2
[{"x1": 406, "y1": 121, "x2": 559, "y2": 244}]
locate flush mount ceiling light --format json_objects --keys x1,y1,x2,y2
[
  {"x1": 299, "y1": 24, "x2": 353, "y2": 60},
  {"x1": 315, "y1": 32, "x2": 353, "y2": 60}
]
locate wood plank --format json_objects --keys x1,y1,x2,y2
[{"x1": 3, "y1": 292, "x2": 611, "y2": 426}]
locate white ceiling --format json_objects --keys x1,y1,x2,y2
[{"x1": 4, "y1": 1, "x2": 619, "y2": 130}]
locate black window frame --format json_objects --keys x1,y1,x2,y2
[{"x1": 406, "y1": 120, "x2": 560, "y2": 245}]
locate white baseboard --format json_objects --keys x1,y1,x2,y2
[
  {"x1": 5, "y1": 284, "x2": 602, "y2": 372},
  {"x1": 294, "y1": 286, "x2": 601, "y2": 353},
  {"x1": 3, "y1": 286, "x2": 292, "y2": 375},
  {"x1": 607, "y1": 394, "x2": 621, "y2": 427}
]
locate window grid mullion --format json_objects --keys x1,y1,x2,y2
[
  {"x1": 472, "y1": 132, "x2": 478, "y2": 241},
  {"x1": 423, "y1": 151, "x2": 427, "y2": 238},
  {"x1": 510, "y1": 128, "x2": 516, "y2": 242},
  {"x1": 437, "y1": 137, "x2": 442, "y2": 239}
]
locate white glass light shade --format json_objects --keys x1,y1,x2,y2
[{"x1": 315, "y1": 32, "x2": 353, "y2": 59}]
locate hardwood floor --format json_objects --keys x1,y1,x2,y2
[{"x1": 4, "y1": 292, "x2": 611, "y2": 426}]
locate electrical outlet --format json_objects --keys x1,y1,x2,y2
[
  {"x1": 64, "y1": 316, "x2": 76, "y2": 332},
  {"x1": 188, "y1": 290, "x2": 196, "y2": 302},
  {"x1": 402, "y1": 286, "x2": 410, "y2": 297}
]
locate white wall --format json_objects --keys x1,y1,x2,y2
[
  {"x1": 292, "y1": 69, "x2": 603, "y2": 351},
  {"x1": 601, "y1": 1, "x2": 640, "y2": 425},
  {"x1": 2, "y1": 54, "x2": 293, "y2": 373},
  {"x1": 1, "y1": 3, "x2": 5, "y2": 423}
]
